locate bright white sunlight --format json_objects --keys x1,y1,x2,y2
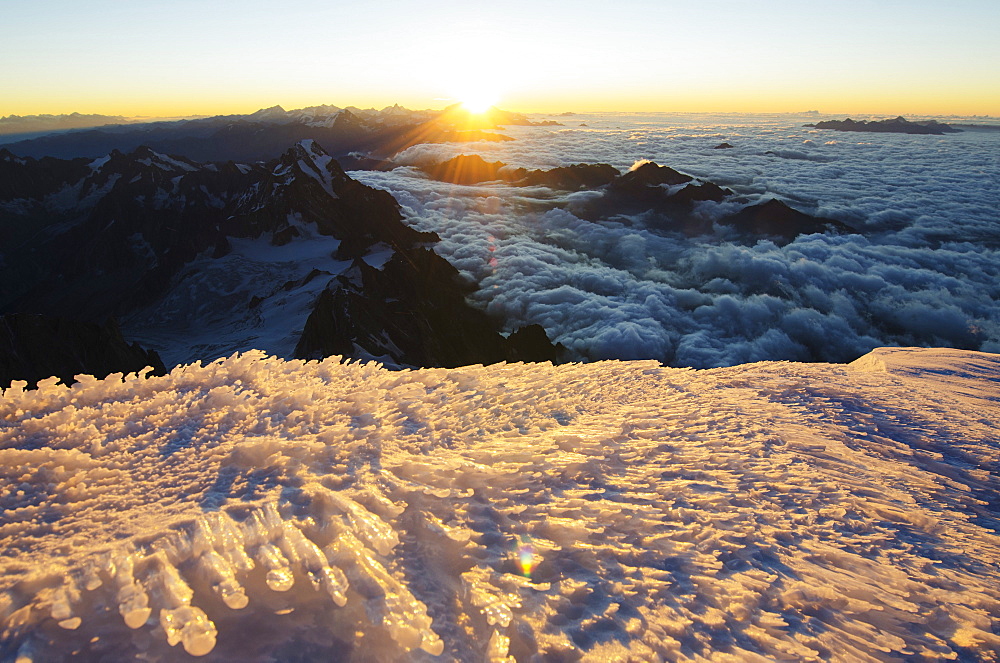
[
  {"x1": 459, "y1": 93, "x2": 499, "y2": 114},
  {"x1": 455, "y1": 84, "x2": 500, "y2": 114}
]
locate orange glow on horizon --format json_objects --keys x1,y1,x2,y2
[
  {"x1": 4, "y1": 88, "x2": 999, "y2": 122},
  {"x1": 4, "y1": 2, "x2": 997, "y2": 121}
]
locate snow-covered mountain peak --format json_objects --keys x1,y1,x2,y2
[
  {"x1": 133, "y1": 146, "x2": 199, "y2": 172},
  {"x1": 0, "y1": 148, "x2": 25, "y2": 165},
  {"x1": 274, "y1": 139, "x2": 348, "y2": 198},
  {"x1": 286, "y1": 138, "x2": 328, "y2": 160},
  {"x1": 248, "y1": 105, "x2": 288, "y2": 121},
  {"x1": 286, "y1": 105, "x2": 345, "y2": 127},
  {"x1": 379, "y1": 103, "x2": 407, "y2": 114},
  {"x1": 296, "y1": 103, "x2": 342, "y2": 114},
  {"x1": 89, "y1": 145, "x2": 198, "y2": 175},
  {"x1": 76, "y1": 146, "x2": 200, "y2": 202}
]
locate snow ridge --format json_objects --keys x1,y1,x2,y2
[{"x1": 293, "y1": 139, "x2": 340, "y2": 199}]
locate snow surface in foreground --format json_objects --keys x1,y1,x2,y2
[{"x1": 0, "y1": 348, "x2": 998, "y2": 661}]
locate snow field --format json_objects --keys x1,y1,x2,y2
[{"x1": 0, "y1": 348, "x2": 998, "y2": 661}]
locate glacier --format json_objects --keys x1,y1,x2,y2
[{"x1": 1, "y1": 347, "x2": 998, "y2": 661}]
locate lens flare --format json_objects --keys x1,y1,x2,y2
[
  {"x1": 517, "y1": 538, "x2": 536, "y2": 578},
  {"x1": 487, "y1": 235, "x2": 498, "y2": 269}
]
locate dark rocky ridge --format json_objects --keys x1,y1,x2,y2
[
  {"x1": 295, "y1": 253, "x2": 564, "y2": 368},
  {"x1": 0, "y1": 142, "x2": 562, "y2": 379},
  {"x1": 0, "y1": 314, "x2": 165, "y2": 389},
  {"x1": 420, "y1": 154, "x2": 510, "y2": 186},
  {"x1": 720, "y1": 198, "x2": 850, "y2": 241},
  {"x1": 421, "y1": 156, "x2": 847, "y2": 243},
  {"x1": 519, "y1": 163, "x2": 620, "y2": 190},
  {"x1": 420, "y1": 154, "x2": 619, "y2": 190},
  {"x1": 805, "y1": 116, "x2": 961, "y2": 135},
  {"x1": 0, "y1": 149, "x2": 92, "y2": 201}
]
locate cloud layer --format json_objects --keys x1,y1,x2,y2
[{"x1": 352, "y1": 113, "x2": 1000, "y2": 367}]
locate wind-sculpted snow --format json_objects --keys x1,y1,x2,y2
[
  {"x1": 1, "y1": 348, "x2": 998, "y2": 661},
  {"x1": 351, "y1": 112, "x2": 1000, "y2": 367}
]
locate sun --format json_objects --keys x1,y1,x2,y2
[{"x1": 457, "y1": 89, "x2": 500, "y2": 115}]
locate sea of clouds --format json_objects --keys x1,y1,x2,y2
[{"x1": 352, "y1": 113, "x2": 1000, "y2": 367}]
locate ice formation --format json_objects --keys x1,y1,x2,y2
[{"x1": 0, "y1": 348, "x2": 998, "y2": 661}]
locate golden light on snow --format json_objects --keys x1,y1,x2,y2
[{"x1": 0, "y1": 348, "x2": 998, "y2": 660}]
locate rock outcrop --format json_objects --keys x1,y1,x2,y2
[
  {"x1": 805, "y1": 117, "x2": 961, "y2": 135},
  {"x1": 419, "y1": 156, "x2": 848, "y2": 243},
  {"x1": 517, "y1": 163, "x2": 620, "y2": 190},
  {"x1": 420, "y1": 155, "x2": 619, "y2": 191},
  {"x1": 574, "y1": 163, "x2": 732, "y2": 232},
  {"x1": 294, "y1": 252, "x2": 563, "y2": 368},
  {"x1": 0, "y1": 314, "x2": 165, "y2": 388},
  {"x1": 420, "y1": 154, "x2": 510, "y2": 185},
  {"x1": 717, "y1": 198, "x2": 851, "y2": 242}
]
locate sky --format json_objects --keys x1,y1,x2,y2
[{"x1": 2, "y1": 0, "x2": 999, "y2": 117}]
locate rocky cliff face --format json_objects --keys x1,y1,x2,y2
[
  {"x1": 0, "y1": 314, "x2": 165, "y2": 389},
  {"x1": 294, "y1": 251, "x2": 563, "y2": 368},
  {"x1": 0, "y1": 141, "x2": 560, "y2": 380}
]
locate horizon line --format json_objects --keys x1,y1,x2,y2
[{"x1": 3, "y1": 104, "x2": 998, "y2": 123}]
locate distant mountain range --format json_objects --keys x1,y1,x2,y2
[
  {"x1": 0, "y1": 112, "x2": 134, "y2": 140},
  {"x1": 0, "y1": 140, "x2": 560, "y2": 387},
  {"x1": 804, "y1": 116, "x2": 962, "y2": 135},
  {"x1": 0, "y1": 104, "x2": 555, "y2": 163}
]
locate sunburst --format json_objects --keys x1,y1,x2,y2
[{"x1": 459, "y1": 90, "x2": 499, "y2": 114}]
